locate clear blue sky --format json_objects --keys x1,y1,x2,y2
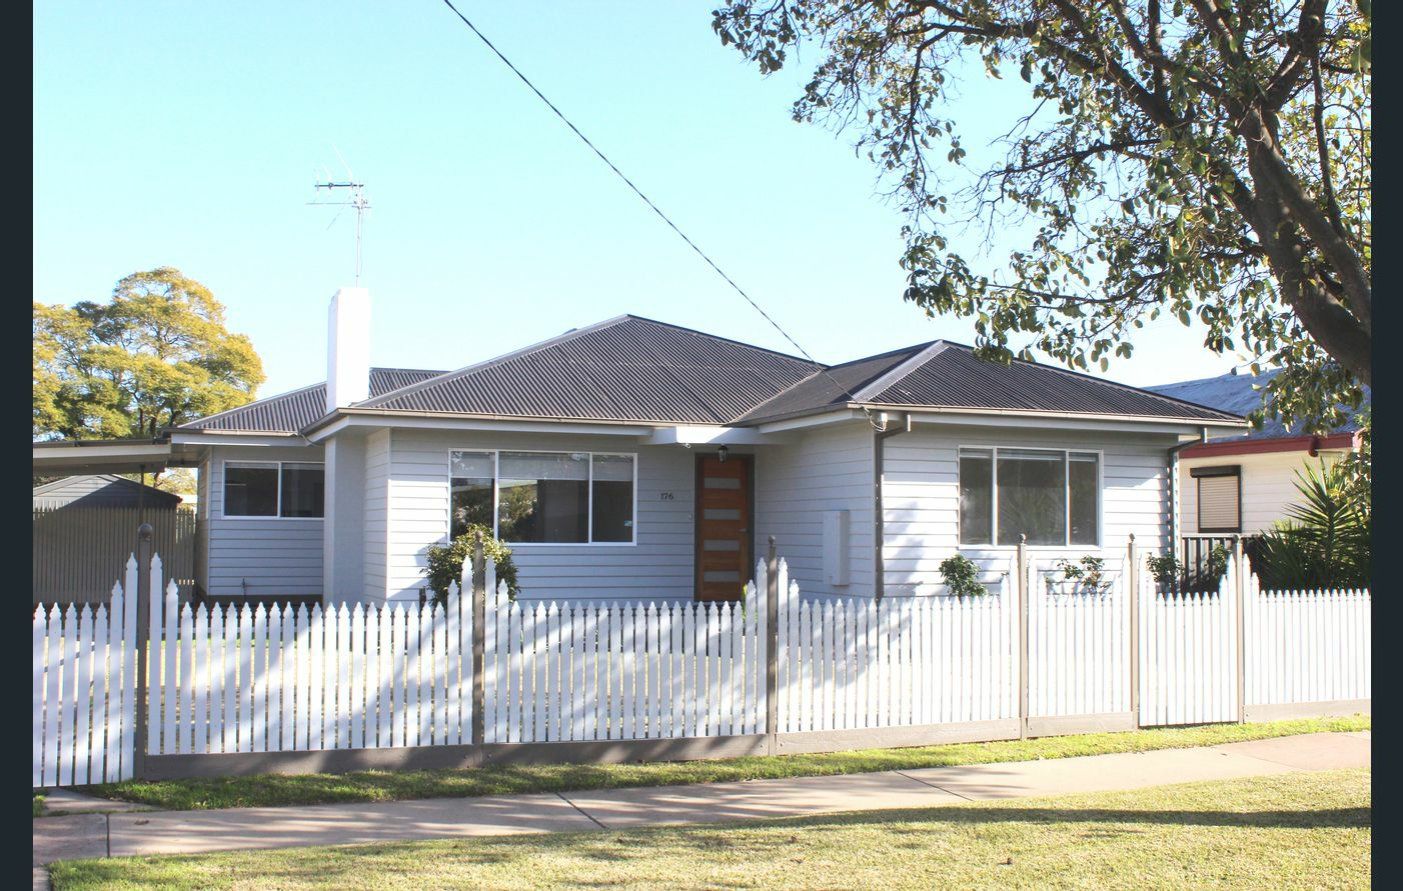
[{"x1": 35, "y1": 1, "x2": 1242, "y2": 399}]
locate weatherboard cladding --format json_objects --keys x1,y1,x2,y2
[
  {"x1": 360, "y1": 315, "x2": 821, "y2": 424},
  {"x1": 181, "y1": 368, "x2": 446, "y2": 433}
]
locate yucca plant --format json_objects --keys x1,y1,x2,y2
[{"x1": 1253, "y1": 460, "x2": 1370, "y2": 589}]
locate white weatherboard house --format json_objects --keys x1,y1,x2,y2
[
  {"x1": 1147, "y1": 370, "x2": 1368, "y2": 538},
  {"x1": 33, "y1": 288, "x2": 1247, "y2": 604}
]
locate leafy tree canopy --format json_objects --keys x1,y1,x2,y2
[
  {"x1": 34, "y1": 268, "x2": 265, "y2": 441},
  {"x1": 713, "y1": 0, "x2": 1370, "y2": 431}
]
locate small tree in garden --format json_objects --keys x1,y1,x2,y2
[
  {"x1": 939, "y1": 554, "x2": 987, "y2": 597},
  {"x1": 423, "y1": 524, "x2": 520, "y2": 604}
]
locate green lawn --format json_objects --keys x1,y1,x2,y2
[
  {"x1": 86, "y1": 715, "x2": 1367, "y2": 811},
  {"x1": 51, "y1": 768, "x2": 1371, "y2": 890}
]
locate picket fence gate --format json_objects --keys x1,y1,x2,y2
[{"x1": 34, "y1": 546, "x2": 1371, "y2": 788}]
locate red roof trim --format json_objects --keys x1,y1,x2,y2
[{"x1": 1180, "y1": 431, "x2": 1357, "y2": 459}]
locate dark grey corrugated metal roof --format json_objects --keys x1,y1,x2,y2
[
  {"x1": 178, "y1": 319, "x2": 1246, "y2": 434},
  {"x1": 358, "y1": 315, "x2": 821, "y2": 425},
  {"x1": 736, "y1": 341, "x2": 1244, "y2": 425},
  {"x1": 180, "y1": 368, "x2": 447, "y2": 433},
  {"x1": 1146, "y1": 370, "x2": 1369, "y2": 440},
  {"x1": 732, "y1": 343, "x2": 928, "y2": 424}
]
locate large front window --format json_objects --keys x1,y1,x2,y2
[
  {"x1": 959, "y1": 448, "x2": 1099, "y2": 546},
  {"x1": 450, "y1": 450, "x2": 636, "y2": 544}
]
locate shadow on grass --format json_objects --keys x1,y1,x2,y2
[{"x1": 48, "y1": 797, "x2": 1370, "y2": 891}]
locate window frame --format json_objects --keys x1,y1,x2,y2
[
  {"x1": 447, "y1": 448, "x2": 639, "y2": 547},
  {"x1": 956, "y1": 445, "x2": 1104, "y2": 549},
  {"x1": 1191, "y1": 464, "x2": 1242, "y2": 534},
  {"x1": 220, "y1": 460, "x2": 326, "y2": 520}
]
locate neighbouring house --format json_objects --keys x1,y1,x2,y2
[
  {"x1": 32, "y1": 288, "x2": 1247, "y2": 604},
  {"x1": 1146, "y1": 370, "x2": 1369, "y2": 544}
]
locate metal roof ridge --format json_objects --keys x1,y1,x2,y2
[
  {"x1": 853, "y1": 341, "x2": 952, "y2": 402},
  {"x1": 723, "y1": 340, "x2": 936, "y2": 424},
  {"x1": 615, "y1": 313, "x2": 825, "y2": 368}
]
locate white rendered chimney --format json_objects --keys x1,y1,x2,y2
[{"x1": 326, "y1": 287, "x2": 371, "y2": 411}]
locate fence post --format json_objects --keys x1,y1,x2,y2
[
  {"x1": 1017, "y1": 534, "x2": 1029, "y2": 739},
  {"x1": 1233, "y1": 534, "x2": 1246, "y2": 724},
  {"x1": 133, "y1": 524, "x2": 153, "y2": 779},
  {"x1": 1128, "y1": 534, "x2": 1140, "y2": 728},
  {"x1": 764, "y1": 535, "x2": 779, "y2": 756},
  {"x1": 470, "y1": 531, "x2": 487, "y2": 751}
]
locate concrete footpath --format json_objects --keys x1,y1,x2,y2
[{"x1": 34, "y1": 730, "x2": 1369, "y2": 873}]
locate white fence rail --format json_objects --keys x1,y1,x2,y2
[{"x1": 34, "y1": 548, "x2": 1371, "y2": 787}]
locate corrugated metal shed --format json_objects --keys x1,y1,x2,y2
[
  {"x1": 358, "y1": 316, "x2": 821, "y2": 424},
  {"x1": 1146, "y1": 370, "x2": 1370, "y2": 440},
  {"x1": 180, "y1": 368, "x2": 447, "y2": 433},
  {"x1": 33, "y1": 474, "x2": 182, "y2": 508}
]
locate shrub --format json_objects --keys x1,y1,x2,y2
[
  {"x1": 423, "y1": 524, "x2": 520, "y2": 603},
  {"x1": 1253, "y1": 460, "x2": 1370, "y2": 589},
  {"x1": 938, "y1": 554, "x2": 987, "y2": 597},
  {"x1": 1053, "y1": 555, "x2": 1111, "y2": 594},
  {"x1": 1145, "y1": 546, "x2": 1229, "y2": 593}
]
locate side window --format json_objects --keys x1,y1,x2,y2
[{"x1": 224, "y1": 463, "x2": 278, "y2": 517}]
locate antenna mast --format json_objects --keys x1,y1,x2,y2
[{"x1": 309, "y1": 179, "x2": 371, "y2": 285}]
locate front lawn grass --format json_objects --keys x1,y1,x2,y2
[
  {"x1": 85, "y1": 715, "x2": 1367, "y2": 811},
  {"x1": 51, "y1": 767, "x2": 1370, "y2": 890}
]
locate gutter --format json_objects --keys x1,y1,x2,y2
[
  {"x1": 873, "y1": 411, "x2": 912, "y2": 601},
  {"x1": 1165, "y1": 427, "x2": 1210, "y2": 548}
]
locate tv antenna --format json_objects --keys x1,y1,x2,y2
[{"x1": 308, "y1": 153, "x2": 371, "y2": 284}]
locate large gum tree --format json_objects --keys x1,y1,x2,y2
[{"x1": 713, "y1": 0, "x2": 1370, "y2": 430}]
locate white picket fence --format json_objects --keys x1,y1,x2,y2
[
  {"x1": 34, "y1": 550, "x2": 1372, "y2": 787},
  {"x1": 483, "y1": 565, "x2": 764, "y2": 743},
  {"x1": 1027, "y1": 559, "x2": 1131, "y2": 719},
  {"x1": 777, "y1": 562, "x2": 1017, "y2": 732},
  {"x1": 1138, "y1": 569, "x2": 1239, "y2": 726},
  {"x1": 33, "y1": 559, "x2": 139, "y2": 788}
]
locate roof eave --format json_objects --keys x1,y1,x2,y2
[{"x1": 743, "y1": 401, "x2": 1248, "y2": 430}]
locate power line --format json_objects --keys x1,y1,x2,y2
[{"x1": 437, "y1": 0, "x2": 881, "y2": 426}]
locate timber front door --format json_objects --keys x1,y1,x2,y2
[{"x1": 694, "y1": 454, "x2": 752, "y2": 602}]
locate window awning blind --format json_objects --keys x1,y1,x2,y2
[{"x1": 1198, "y1": 475, "x2": 1240, "y2": 531}]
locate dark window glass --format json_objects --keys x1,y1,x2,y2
[
  {"x1": 959, "y1": 450, "x2": 993, "y2": 545},
  {"x1": 1068, "y1": 453, "x2": 1099, "y2": 545},
  {"x1": 591, "y1": 454, "x2": 635, "y2": 542},
  {"x1": 279, "y1": 463, "x2": 324, "y2": 518},
  {"x1": 997, "y1": 449, "x2": 1067, "y2": 546},
  {"x1": 450, "y1": 451, "x2": 494, "y2": 539},
  {"x1": 497, "y1": 452, "x2": 588, "y2": 543},
  {"x1": 225, "y1": 464, "x2": 278, "y2": 516}
]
